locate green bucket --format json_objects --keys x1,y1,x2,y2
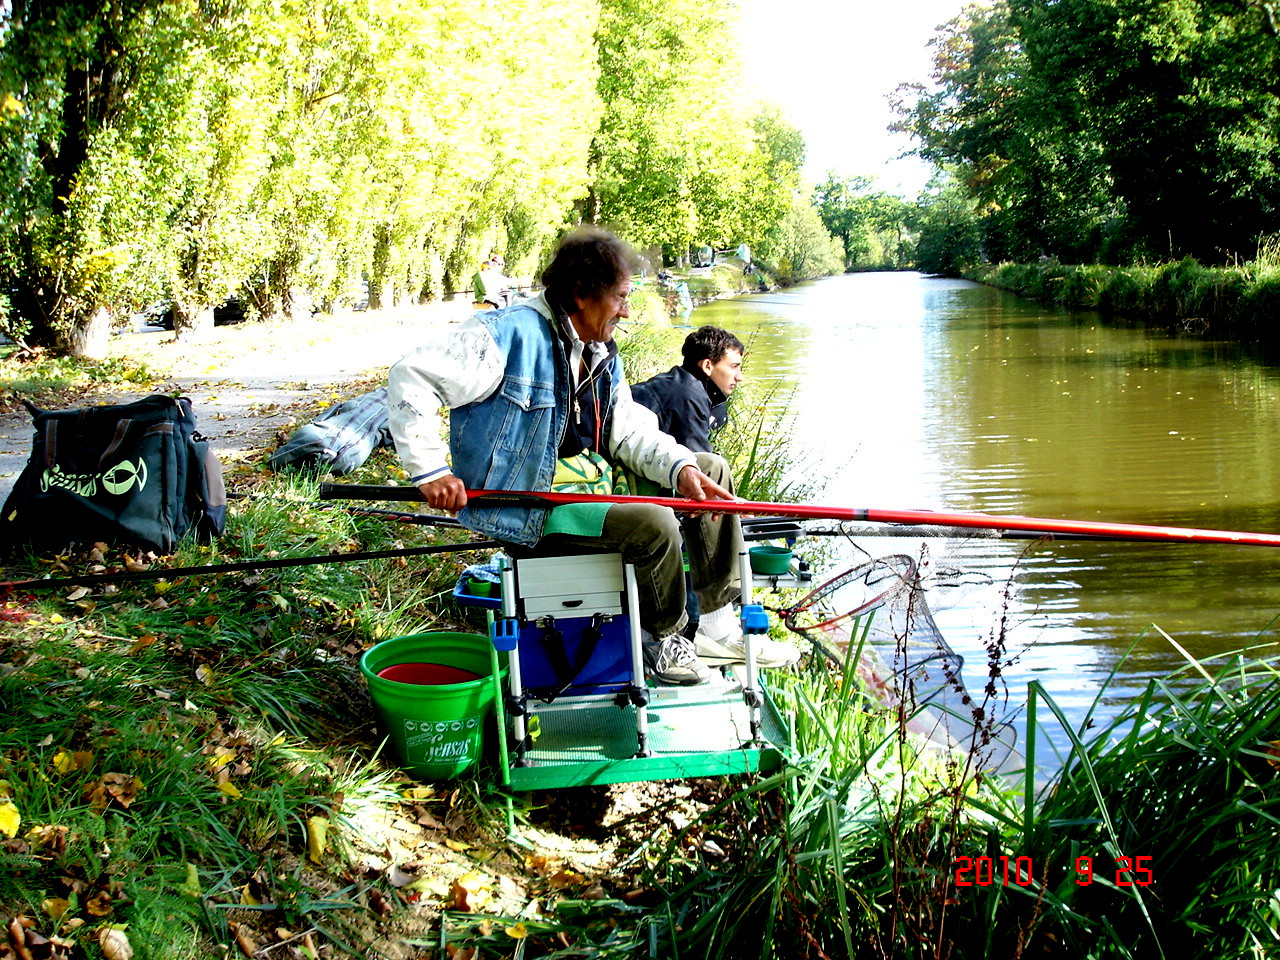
[{"x1": 360, "y1": 632, "x2": 504, "y2": 780}]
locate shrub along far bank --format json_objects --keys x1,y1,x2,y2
[{"x1": 969, "y1": 255, "x2": 1280, "y2": 338}]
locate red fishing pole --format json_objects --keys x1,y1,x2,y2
[{"x1": 317, "y1": 484, "x2": 1280, "y2": 548}]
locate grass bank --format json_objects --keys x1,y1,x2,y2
[
  {"x1": 4, "y1": 325, "x2": 1278, "y2": 959},
  {"x1": 968, "y1": 248, "x2": 1280, "y2": 337},
  {"x1": 0, "y1": 453, "x2": 508, "y2": 959}
]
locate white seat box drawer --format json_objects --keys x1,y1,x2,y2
[{"x1": 514, "y1": 554, "x2": 626, "y2": 618}]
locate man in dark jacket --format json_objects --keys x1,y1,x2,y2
[
  {"x1": 630, "y1": 324, "x2": 797, "y2": 668},
  {"x1": 631, "y1": 325, "x2": 744, "y2": 453}
]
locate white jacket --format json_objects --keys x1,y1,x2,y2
[{"x1": 387, "y1": 293, "x2": 696, "y2": 490}]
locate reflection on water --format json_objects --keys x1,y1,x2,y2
[{"x1": 695, "y1": 273, "x2": 1280, "y2": 744}]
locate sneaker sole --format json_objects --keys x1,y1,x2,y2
[
  {"x1": 652, "y1": 673, "x2": 709, "y2": 685},
  {"x1": 697, "y1": 653, "x2": 797, "y2": 668}
]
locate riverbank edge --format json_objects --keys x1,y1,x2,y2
[{"x1": 964, "y1": 257, "x2": 1280, "y2": 336}]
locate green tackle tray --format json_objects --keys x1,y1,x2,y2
[{"x1": 500, "y1": 668, "x2": 789, "y2": 790}]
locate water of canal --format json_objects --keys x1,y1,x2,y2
[{"x1": 694, "y1": 271, "x2": 1280, "y2": 754}]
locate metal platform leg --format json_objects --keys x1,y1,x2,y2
[
  {"x1": 623, "y1": 563, "x2": 653, "y2": 758},
  {"x1": 497, "y1": 557, "x2": 533, "y2": 767},
  {"x1": 738, "y1": 550, "x2": 764, "y2": 745}
]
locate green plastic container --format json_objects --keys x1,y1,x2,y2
[
  {"x1": 749, "y1": 544, "x2": 793, "y2": 575},
  {"x1": 360, "y1": 632, "x2": 504, "y2": 780}
]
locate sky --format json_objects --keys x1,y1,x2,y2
[{"x1": 736, "y1": 0, "x2": 969, "y2": 197}]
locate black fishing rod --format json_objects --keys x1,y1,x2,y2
[{"x1": 0, "y1": 538, "x2": 499, "y2": 593}]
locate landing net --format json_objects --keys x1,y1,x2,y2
[{"x1": 779, "y1": 553, "x2": 1021, "y2": 775}]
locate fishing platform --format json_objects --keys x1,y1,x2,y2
[{"x1": 454, "y1": 546, "x2": 792, "y2": 793}]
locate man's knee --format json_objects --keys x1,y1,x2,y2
[
  {"x1": 694, "y1": 451, "x2": 733, "y2": 491},
  {"x1": 604, "y1": 503, "x2": 682, "y2": 549}
]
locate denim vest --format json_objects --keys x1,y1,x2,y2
[{"x1": 451, "y1": 300, "x2": 619, "y2": 545}]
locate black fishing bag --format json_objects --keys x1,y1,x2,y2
[
  {"x1": 268, "y1": 387, "x2": 391, "y2": 475},
  {"x1": 0, "y1": 394, "x2": 227, "y2": 554}
]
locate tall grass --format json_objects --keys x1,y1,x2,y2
[
  {"x1": 617, "y1": 626, "x2": 1280, "y2": 959},
  {"x1": 716, "y1": 385, "x2": 817, "y2": 505}
]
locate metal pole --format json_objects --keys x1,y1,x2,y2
[
  {"x1": 738, "y1": 549, "x2": 762, "y2": 744},
  {"x1": 624, "y1": 563, "x2": 653, "y2": 758}
]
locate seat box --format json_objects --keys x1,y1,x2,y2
[
  {"x1": 516, "y1": 615, "x2": 634, "y2": 697},
  {"x1": 513, "y1": 554, "x2": 633, "y2": 697}
]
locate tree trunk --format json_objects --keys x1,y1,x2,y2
[
  {"x1": 64, "y1": 306, "x2": 112, "y2": 359},
  {"x1": 173, "y1": 303, "x2": 214, "y2": 339}
]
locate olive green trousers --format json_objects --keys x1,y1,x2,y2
[{"x1": 538, "y1": 451, "x2": 742, "y2": 637}]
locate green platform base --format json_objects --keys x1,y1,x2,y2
[{"x1": 503, "y1": 672, "x2": 788, "y2": 790}]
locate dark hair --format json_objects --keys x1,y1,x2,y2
[
  {"x1": 682, "y1": 325, "x2": 744, "y2": 368},
  {"x1": 541, "y1": 226, "x2": 637, "y2": 309}
]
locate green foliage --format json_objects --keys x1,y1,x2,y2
[
  {"x1": 0, "y1": 350, "x2": 155, "y2": 400},
  {"x1": 814, "y1": 174, "x2": 913, "y2": 270},
  {"x1": 973, "y1": 254, "x2": 1280, "y2": 335},
  {"x1": 624, "y1": 636, "x2": 1006, "y2": 959},
  {"x1": 518, "y1": 636, "x2": 1280, "y2": 958},
  {"x1": 589, "y1": 0, "x2": 802, "y2": 260},
  {"x1": 913, "y1": 175, "x2": 985, "y2": 276},
  {"x1": 0, "y1": 467, "x2": 487, "y2": 954},
  {"x1": 758, "y1": 195, "x2": 845, "y2": 283},
  {"x1": 0, "y1": 0, "x2": 822, "y2": 353},
  {"x1": 716, "y1": 385, "x2": 815, "y2": 505},
  {"x1": 896, "y1": 0, "x2": 1280, "y2": 271}
]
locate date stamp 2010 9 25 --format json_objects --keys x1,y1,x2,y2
[{"x1": 954, "y1": 855, "x2": 1154, "y2": 888}]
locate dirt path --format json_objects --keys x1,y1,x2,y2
[{"x1": 0, "y1": 300, "x2": 475, "y2": 502}]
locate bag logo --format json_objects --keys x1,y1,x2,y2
[
  {"x1": 39, "y1": 459, "x2": 149, "y2": 498},
  {"x1": 103, "y1": 459, "x2": 148, "y2": 495}
]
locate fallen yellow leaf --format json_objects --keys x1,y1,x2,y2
[
  {"x1": 217, "y1": 782, "x2": 242, "y2": 799},
  {"x1": 86, "y1": 889, "x2": 115, "y2": 917},
  {"x1": 53, "y1": 749, "x2": 93, "y2": 775},
  {"x1": 129, "y1": 634, "x2": 158, "y2": 654},
  {"x1": 99, "y1": 926, "x2": 134, "y2": 960},
  {"x1": 505, "y1": 922, "x2": 529, "y2": 939},
  {"x1": 1263, "y1": 739, "x2": 1280, "y2": 768},
  {"x1": 306, "y1": 816, "x2": 329, "y2": 864},
  {"x1": 447, "y1": 870, "x2": 491, "y2": 912},
  {"x1": 0, "y1": 798, "x2": 20, "y2": 838}
]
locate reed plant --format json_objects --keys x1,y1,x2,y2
[
  {"x1": 621, "y1": 625, "x2": 1280, "y2": 959},
  {"x1": 715, "y1": 384, "x2": 817, "y2": 506}
]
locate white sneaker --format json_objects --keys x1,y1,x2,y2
[
  {"x1": 694, "y1": 606, "x2": 801, "y2": 668},
  {"x1": 643, "y1": 633, "x2": 710, "y2": 685}
]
